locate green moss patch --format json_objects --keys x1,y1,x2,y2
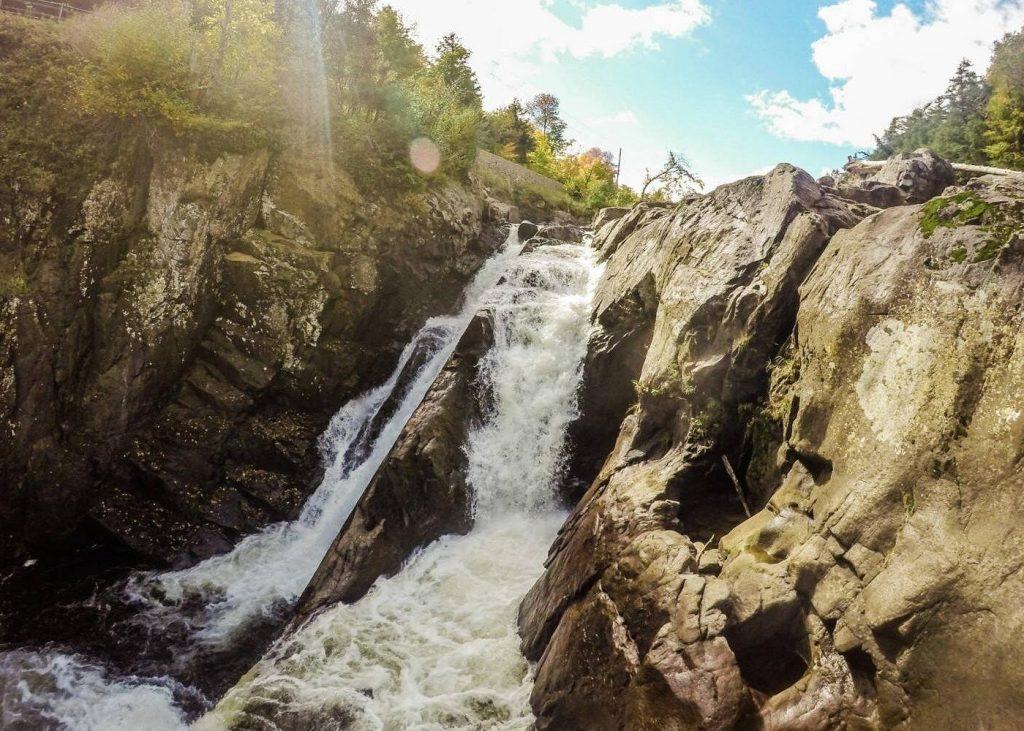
[
  {"x1": 973, "y1": 234, "x2": 1007, "y2": 263},
  {"x1": 949, "y1": 247, "x2": 968, "y2": 263},
  {"x1": 921, "y1": 190, "x2": 1022, "y2": 265},
  {"x1": 0, "y1": 274, "x2": 27, "y2": 298},
  {"x1": 919, "y1": 192, "x2": 993, "y2": 238}
]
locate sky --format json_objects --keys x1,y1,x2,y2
[{"x1": 387, "y1": 0, "x2": 1024, "y2": 190}]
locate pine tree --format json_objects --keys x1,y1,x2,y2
[
  {"x1": 944, "y1": 59, "x2": 988, "y2": 118},
  {"x1": 985, "y1": 29, "x2": 1024, "y2": 169},
  {"x1": 433, "y1": 34, "x2": 482, "y2": 110}
]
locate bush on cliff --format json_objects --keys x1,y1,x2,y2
[
  {"x1": 1, "y1": 0, "x2": 491, "y2": 209},
  {"x1": 68, "y1": 0, "x2": 280, "y2": 153},
  {"x1": 0, "y1": 16, "x2": 112, "y2": 224}
]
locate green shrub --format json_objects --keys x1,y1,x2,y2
[
  {"x1": 66, "y1": 0, "x2": 279, "y2": 152},
  {"x1": 0, "y1": 15, "x2": 113, "y2": 218},
  {"x1": 0, "y1": 274, "x2": 27, "y2": 298}
]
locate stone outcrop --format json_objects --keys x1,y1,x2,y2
[
  {"x1": 297, "y1": 312, "x2": 493, "y2": 615},
  {"x1": 0, "y1": 130, "x2": 509, "y2": 610},
  {"x1": 837, "y1": 148, "x2": 956, "y2": 208},
  {"x1": 520, "y1": 158, "x2": 1024, "y2": 728}
]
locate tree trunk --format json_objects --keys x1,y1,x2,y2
[{"x1": 211, "y1": 0, "x2": 234, "y2": 95}]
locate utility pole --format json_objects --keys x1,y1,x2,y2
[{"x1": 615, "y1": 148, "x2": 622, "y2": 187}]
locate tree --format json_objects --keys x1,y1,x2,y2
[
  {"x1": 933, "y1": 59, "x2": 989, "y2": 163},
  {"x1": 945, "y1": 59, "x2": 988, "y2": 118},
  {"x1": 375, "y1": 6, "x2": 424, "y2": 82},
  {"x1": 641, "y1": 152, "x2": 702, "y2": 200},
  {"x1": 432, "y1": 33, "x2": 482, "y2": 110},
  {"x1": 985, "y1": 28, "x2": 1024, "y2": 169},
  {"x1": 870, "y1": 58, "x2": 991, "y2": 164},
  {"x1": 526, "y1": 129, "x2": 559, "y2": 179},
  {"x1": 481, "y1": 98, "x2": 535, "y2": 162},
  {"x1": 526, "y1": 93, "x2": 570, "y2": 153}
]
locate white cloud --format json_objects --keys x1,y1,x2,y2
[
  {"x1": 388, "y1": 0, "x2": 709, "y2": 106},
  {"x1": 588, "y1": 110, "x2": 640, "y2": 126},
  {"x1": 553, "y1": 0, "x2": 710, "y2": 58},
  {"x1": 749, "y1": 0, "x2": 1024, "y2": 147}
]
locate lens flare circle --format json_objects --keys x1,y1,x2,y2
[{"x1": 409, "y1": 137, "x2": 441, "y2": 175}]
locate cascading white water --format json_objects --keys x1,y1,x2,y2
[
  {"x1": 0, "y1": 234, "x2": 526, "y2": 730},
  {"x1": 201, "y1": 239, "x2": 603, "y2": 730},
  {"x1": 126, "y1": 235, "x2": 523, "y2": 651},
  {"x1": 0, "y1": 650, "x2": 188, "y2": 730}
]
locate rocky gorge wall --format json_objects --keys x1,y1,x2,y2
[
  {"x1": 518, "y1": 152, "x2": 1024, "y2": 728},
  {"x1": 0, "y1": 124, "x2": 524, "y2": 634}
]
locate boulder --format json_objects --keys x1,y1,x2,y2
[
  {"x1": 521, "y1": 237, "x2": 560, "y2": 255},
  {"x1": 486, "y1": 196, "x2": 521, "y2": 224},
  {"x1": 836, "y1": 179, "x2": 905, "y2": 208},
  {"x1": 593, "y1": 206, "x2": 630, "y2": 231},
  {"x1": 840, "y1": 149, "x2": 956, "y2": 208},
  {"x1": 870, "y1": 148, "x2": 956, "y2": 202},
  {"x1": 297, "y1": 312, "x2": 493, "y2": 614},
  {"x1": 537, "y1": 222, "x2": 584, "y2": 243},
  {"x1": 518, "y1": 220, "x2": 540, "y2": 240}
]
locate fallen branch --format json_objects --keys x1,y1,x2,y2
[
  {"x1": 722, "y1": 455, "x2": 752, "y2": 518},
  {"x1": 845, "y1": 159, "x2": 1024, "y2": 180}
]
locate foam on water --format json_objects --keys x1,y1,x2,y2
[
  {"x1": 123, "y1": 232, "x2": 523, "y2": 649},
  {"x1": 0, "y1": 233, "x2": 524, "y2": 728},
  {"x1": 0, "y1": 650, "x2": 186, "y2": 730},
  {"x1": 203, "y1": 240, "x2": 603, "y2": 729}
]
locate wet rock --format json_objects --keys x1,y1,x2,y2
[
  {"x1": 297, "y1": 312, "x2": 494, "y2": 614},
  {"x1": 521, "y1": 237, "x2": 560, "y2": 255},
  {"x1": 518, "y1": 220, "x2": 540, "y2": 240},
  {"x1": 537, "y1": 222, "x2": 584, "y2": 243}
]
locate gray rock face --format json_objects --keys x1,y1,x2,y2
[
  {"x1": 0, "y1": 137, "x2": 503, "y2": 583},
  {"x1": 840, "y1": 149, "x2": 956, "y2": 208},
  {"x1": 521, "y1": 167, "x2": 1024, "y2": 728}
]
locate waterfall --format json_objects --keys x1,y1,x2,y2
[
  {"x1": 202, "y1": 239, "x2": 603, "y2": 729},
  {"x1": 0, "y1": 234, "x2": 525, "y2": 729}
]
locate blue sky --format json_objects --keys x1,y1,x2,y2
[{"x1": 389, "y1": 0, "x2": 1024, "y2": 189}]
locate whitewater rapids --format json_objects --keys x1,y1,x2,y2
[
  {"x1": 0, "y1": 235, "x2": 602, "y2": 730},
  {"x1": 203, "y1": 240, "x2": 602, "y2": 729}
]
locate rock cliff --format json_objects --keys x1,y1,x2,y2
[
  {"x1": 0, "y1": 127, "x2": 514, "y2": 634},
  {"x1": 520, "y1": 154, "x2": 1024, "y2": 728}
]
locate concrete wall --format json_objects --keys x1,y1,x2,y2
[{"x1": 474, "y1": 149, "x2": 566, "y2": 197}]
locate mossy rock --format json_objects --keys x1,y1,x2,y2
[
  {"x1": 919, "y1": 192, "x2": 993, "y2": 237},
  {"x1": 921, "y1": 189, "x2": 1023, "y2": 264}
]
